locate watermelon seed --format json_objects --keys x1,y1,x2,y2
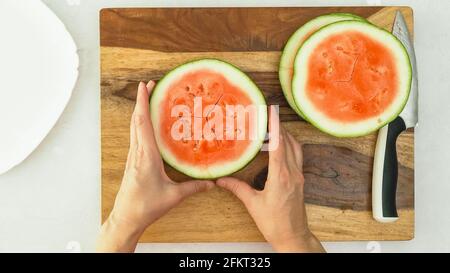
[
  {"x1": 352, "y1": 103, "x2": 363, "y2": 113},
  {"x1": 193, "y1": 140, "x2": 200, "y2": 151},
  {"x1": 327, "y1": 65, "x2": 333, "y2": 74},
  {"x1": 371, "y1": 68, "x2": 380, "y2": 74},
  {"x1": 326, "y1": 59, "x2": 333, "y2": 74}
]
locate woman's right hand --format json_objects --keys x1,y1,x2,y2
[{"x1": 217, "y1": 106, "x2": 325, "y2": 253}]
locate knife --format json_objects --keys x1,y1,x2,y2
[{"x1": 372, "y1": 11, "x2": 418, "y2": 223}]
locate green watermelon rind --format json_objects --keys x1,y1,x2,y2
[
  {"x1": 279, "y1": 13, "x2": 366, "y2": 119},
  {"x1": 150, "y1": 59, "x2": 268, "y2": 179},
  {"x1": 292, "y1": 20, "x2": 412, "y2": 138}
]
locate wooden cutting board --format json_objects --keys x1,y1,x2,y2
[{"x1": 101, "y1": 6, "x2": 414, "y2": 242}]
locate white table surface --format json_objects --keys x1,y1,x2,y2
[{"x1": 1, "y1": 0, "x2": 449, "y2": 253}]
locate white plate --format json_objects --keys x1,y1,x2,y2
[{"x1": 0, "y1": 0, "x2": 79, "y2": 175}]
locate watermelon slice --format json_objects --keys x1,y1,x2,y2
[
  {"x1": 150, "y1": 59, "x2": 267, "y2": 179},
  {"x1": 292, "y1": 20, "x2": 412, "y2": 137},
  {"x1": 279, "y1": 13, "x2": 365, "y2": 117}
]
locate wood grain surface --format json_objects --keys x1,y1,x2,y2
[{"x1": 101, "y1": 7, "x2": 415, "y2": 242}]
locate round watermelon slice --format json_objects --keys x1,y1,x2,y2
[
  {"x1": 279, "y1": 13, "x2": 365, "y2": 117},
  {"x1": 150, "y1": 59, "x2": 267, "y2": 179},
  {"x1": 292, "y1": 20, "x2": 412, "y2": 137}
]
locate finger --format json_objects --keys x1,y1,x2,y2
[
  {"x1": 128, "y1": 81, "x2": 142, "y2": 151},
  {"x1": 126, "y1": 91, "x2": 140, "y2": 170},
  {"x1": 146, "y1": 80, "x2": 155, "y2": 96},
  {"x1": 144, "y1": 80, "x2": 156, "y2": 122},
  {"x1": 268, "y1": 105, "x2": 284, "y2": 163},
  {"x1": 282, "y1": 128, "x2": 298, "y2": 169},
  {"x1": 267, "y1": 105, "x2": 281, "y2": 153},
  {"x1": 133, "y1": 81, "x2": 158, "y2": 152},
  {"x1": 286, "y1": 132, "x2": 303, "y2": 171},
  {"x1": 267, "y1": 106, "x2": 285, "y2": 179},
  {"x1": 176, "y1": 180, "x2": 215, "y2": 199},
  {"x1": 217, "y1": 177, "x2": 256, "y2": 206}
]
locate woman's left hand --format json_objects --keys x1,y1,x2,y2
[{"x1": 97, "y1": 81, "x2": 214, "y2": 252}]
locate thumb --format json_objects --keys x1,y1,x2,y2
[
  {"x1": 176, "y1": 180, "x2": 215, "y2": 199},
  {"x1": 217, "y1": 177, "x2": 256, "y2": 206}
]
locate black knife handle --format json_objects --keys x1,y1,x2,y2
[{"x1": 372, "y1": 116, "x2": 406, "y2": 222}]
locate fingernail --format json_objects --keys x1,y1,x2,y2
[{"x1": 138, "y1": 81, "x2": 146, "y2": 90}]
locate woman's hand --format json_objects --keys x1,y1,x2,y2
[
  {"x1": 97, "y1": 81, "x2": 214, "y2": 252},
  {"x1": 217, "y1": 106, "x2": 325, "y2": 253}
]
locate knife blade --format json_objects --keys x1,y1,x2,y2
[
  {"x1": 394, "y1": 11, "x2": 419, "y2": 128},
  {"x1": 372, "y1": 10, "x2": 418, "y2": 223}
]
